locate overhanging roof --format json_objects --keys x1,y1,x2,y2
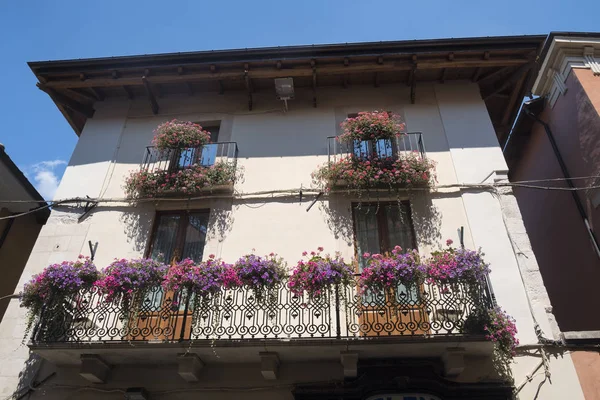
[{"x1": 29, "y1": 35, "x2": 546, "y2": 142}]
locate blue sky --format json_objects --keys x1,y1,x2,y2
[{"x1": 1, "y1": 0, "x2": 599, "y2": 199}]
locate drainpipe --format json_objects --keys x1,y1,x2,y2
[{"x1": 524, "y1": 109, "x2": 600, "y2": 259}]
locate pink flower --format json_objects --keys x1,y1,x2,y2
[
  {"x1": 317, "y1": 247, "x2": 324, "y2": 252},
  {"x1": 446, "y1": 239, "x2": 453, "y2": 246}
]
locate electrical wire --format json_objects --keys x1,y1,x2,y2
[{"x1": 1, "y1": 176, "x2": 600, "y2": 222}]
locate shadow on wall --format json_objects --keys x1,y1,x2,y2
[
  {"x1": 319, "y1": 195, "x2": 355, "y2": 247},
  {"x1": 409, "y1": 191, "x2": 443, "y2": 248},
  {"x1": 10, "y1": 354, "x2": 56, "y2": 399},
  {"x1": 319, "y1": 191, "x2": 444, "y2": 250},
  {"x1": 118, "y1": 205, "x2": 156, "y2": 254},
  {"x1": 207, "y1": 199, "x2": 235, "y2": 243}
]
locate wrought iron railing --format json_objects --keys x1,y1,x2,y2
[
  {"x1": 327, "y1": 133, "x2": 425, "y2": 164},
  {"x1": 141, "y1": 142, "x2": 238, "y2": 173},
  {"x1": 31, "y1": 276, "x2": 493, "y2": 344}
]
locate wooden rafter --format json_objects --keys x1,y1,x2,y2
[
  {"x1": 88, "y1": 88, "x2": 105, "y2": 101},
  {"x1": 471, "y1": 67, "x2": 482, "y2": 82},
  {"x1": 410, "y1": 66, "x2": 417, "y2": 104},
  {"x1": 37, "y1": 83, "x2": 95, "y2": 118},
  {"x1": 40, "y1": 58, "x2": 531, "y2": 90},
  {"x1": 63, "y1": 88, "x2": 97, "y2": 103},
  {"x1": 141, "y1": 76, "x2": 159, "y2": 114},
  {"x1": 482, "y1": 63, "x2": 533, "y2": 100},
  {"x1": 477, "y1": 66, "x2": 514, "y2": 84},
  {"x1": 123, "y1": 86, "x2": 134, "y2": 99},
  {"x1": 501, "y1": 73, "x2": 527, "y2": 126},
  {"x1": 244, "y1": 65, "x2": 252, "y2": 111},
  {"x1": 311, "y1": 59, "x2": 317, "y2": 108}
]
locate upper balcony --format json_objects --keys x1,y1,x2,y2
[
  {"x1": 327, "y1": 132, "x2": 425, "y2": 163},
  {"x1": 126, "y1": 142, "x2": 239, "y2": 198},
  {"x1": 315, "y1": 133, "x2": 434, "y2": 192},
  {"x1": 29, "y1": 275, "x2": 495, "y2": 366}
]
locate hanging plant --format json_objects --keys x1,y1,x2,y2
[
  {"x1": 20, "y1": 255, "x2": 98, "y2": 341},
  {"x1": 464, "y1": 306, "x2": 519, "y2": 359},
  {"x1": 288, "y1": 247, "x2": 354, "y2": 302},
  {"x1": 95, "y1": 258, "x2": 167, "y2": 308},
  {"x1": 233, "y1": 252, "x2": 287, "y2": 309},
  {"x1": 358, "y1": 247, "x2": 425, "y2": 300},
  {"x1": 426, "y1": 239, "x2": 490, "y2": 291},
  {"x1": 162, "y1": 257, "x2": 234, "y2": 300},
  {"x1": 312, "y1": 153, "x2": 435, "y2": 192},
  {"x1": 152, "y1": 120, "x2": 211, "y2": 150},
  {"x1": 338, "y1": 111, "x2": 405, "y2": 143}
]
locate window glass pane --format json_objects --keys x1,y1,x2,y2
[
  {"x1": 353, "y1": 205, "x2": 381, "y2": 271},
  {"x1": 150, "y1": 214, "x2": 180, "y2": 264},
  {"x1": 385, "y1": 203, "x2": 414, "y2": 250},
  {"x1": 182, "y1": 213, "x2": 209, "y2": 263},
  {"x1": 385, "y1": 203, "x2": 418, "y2": 303},
  {"x1": 201, "y1": 126, "x2": 220, "y2": 166}
]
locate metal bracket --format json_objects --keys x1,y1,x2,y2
[
  {"x1": 78, "y1": 196, "x2": 98, "y2": 223},
  {"x1": 88, "y1": 240, "x2": 98, "y2": 261}
]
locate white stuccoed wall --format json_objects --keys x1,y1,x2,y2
[{"x1": 0, "y1": 82, "x2": 585, "y2": 399}]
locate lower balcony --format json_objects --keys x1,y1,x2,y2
[{"x1": 30, "y1": 277, "x2": 495, "y2": 366}]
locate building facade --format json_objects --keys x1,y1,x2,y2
[
  {"x1": 0, "y1": 144, "x2": 49, "y2": 323},
  {"x1": 504, "y1": 32, "x2": 600, "y2": 399},
  {"x1": 0, "y1": 36, "x2": 588, "y2": 399}
]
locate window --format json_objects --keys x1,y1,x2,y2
[
  {"x1": 352, "y1": 201, "x2": 416, "y2": 270},
  {"x1": 172, "y1": 124, "x2": 220, "y2": 170},
  {"x1": 146, "y1": 210, "x2": 210, "y2": 310},
  {"x1": 353, "y1": 201, "x2": 417, "y2": 303},
  {"x1": 147, "y1": 210, "x2": 210, "y2": 264},
  {"x1": 200, "y1": 124, "x2": 220, "y2": 166},
  {"x1": 347, "y1": 113, "x2": 395, "y2": 159}
]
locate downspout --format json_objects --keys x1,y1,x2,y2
[{"x1": 524, "y1": 109, "x2": 600, "y2": 259}]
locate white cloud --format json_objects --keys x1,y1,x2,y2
[{"x1": 28, "y1": 160, "x2": 67, "y2": 200}]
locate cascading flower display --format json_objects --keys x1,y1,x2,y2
[
  {"x1": 485, "y1": 306, "x2": 519, "y2": 357},
  {"x1": 125, "y1": 161, "x2": 237, "y2": 198},
  {"x1": 20, "y1": 255, "x2": 98, "y2": 339},
  {"x1": 95, "y1": 258, "x2": 167, "y2": 303},
  {"x1": 338, "y1": 111, "x2": 405, "y2": 142},
  {"x1": 288, "y1": 247, "x2": 354, "y2": 301},
  {"x1": 233, "y1": 252, "x2": 287, "y2": 304},
  {"x1": 152, "y1": 119, "x2": 211, "y2": 150},
  {"x1": 426, "y1": 239, "x2": 490, "y2": 286},
  {"x1": 162, "y1": 256, "x2": 233, "y2": 299},
  {"x1": 313, "y1": 153, "x2": 435, "y2": 191},
  {"x1": 358, "y1": 246, "x2": 425, "y2": 295}
]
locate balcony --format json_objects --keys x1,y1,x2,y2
[
  {"x1": 327, "y1": 132, "x2": 425, "y2": 163},
  {"x1": 316, "y1": 133, "x2": 434, "y2": 191},
  {"x1": 126, "y1": 142, "x2": 239, "y2": 198},
  {"x1": 29, "y1": 276, "x2": 495, "y2": 365}
]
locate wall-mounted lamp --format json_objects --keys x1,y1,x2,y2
[{"x1": 275, "y1": 77, "x2": 294, "y2": 111}]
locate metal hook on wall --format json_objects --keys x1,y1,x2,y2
[{"x1": 88, "y1": 240, "x2": 98, "y2": 261}]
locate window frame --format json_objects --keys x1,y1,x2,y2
[
  {"x1": 145, "y1": 209, "x2": 211, "y2": 263},
  {"x1": 351, "y1": 200, "x2": 418, "y2": 268}
]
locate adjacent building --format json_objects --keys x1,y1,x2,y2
[
  {"x1": 504, "y1": 32, "x2": 600, "y2": 399},
  {"x1": 0, "y1": 144, "x2": 49, "y2": 322},
  {"x1": 0, "y1": 35, "x2": 589, "y2": 399}
]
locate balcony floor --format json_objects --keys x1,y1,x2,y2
[{"x1": 30, "y1": 335, "x2": 493, "y2": 366}]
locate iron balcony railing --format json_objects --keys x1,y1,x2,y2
[
  {"x1": 31, "y1": 275, "x2": 493, "y2": 344},
  {"x1": 327, "y1": 132, "x2": 425, "y2": 164},
  {"x1": 141, "y1": 142, "x2": 238, "y2": 173}
]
